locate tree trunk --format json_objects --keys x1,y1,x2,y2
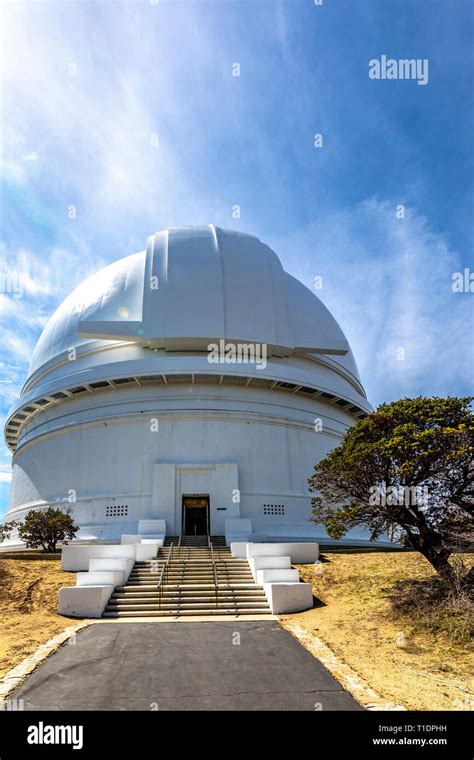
[
  {"x1": 426, "y1": 549, "x2": 456, "y2": 582},
  {"x1": 464, "y1": 565, "x2": 474, "y2": 587},
  {"x1": 407, "y1": 532, "x2": 455, "y2": 583}
]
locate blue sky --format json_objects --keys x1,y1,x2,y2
[{"x1": 0, "y1": 0, "x2": 473, "y2": 520}]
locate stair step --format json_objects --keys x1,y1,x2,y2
[
  {"x1": 128, "y1": 573, "x2": 253, "y2": 585},
  {"x1": 137, "y1": 560, "x2": 244, "y2": 564},
  {"x1": 133, "y1": 569, "x2": 244, "y2": 572},
  {"x1": 102, "y1": 608, "x2": 271, "y2": 618},
  {"x1": 103, "y1": 608, "x2": 270, "y2": 618},
  {"x1": 127, "y1": 575, "x2": 253, "y2": 586},
  {"x1": 109, "y1": 594, "x2": 265, "y2": 600},
  {"x1": 134, "y1": 564, "x2": 246, "y2": 568},
  {"x1": 127, "y1": 581, "x2": 253, "y2": 585},
  {"x1": 129, "y1": 571, "x2": 253, "y2": 575},
  {"x1": 104, "y1": 606, "x2": 271, "y2": 617},
  {"x1": 114, "y1": 586, "x2": 264, "y2": 592},
  {"x1": 131, "y1": 567, "x2": 251, "y2": 571},
  {"x1": 116, "y1": 584, "x2": 261, "y2": 592},
  {"x1": 133, "y1": 566, "x2": 248, "y2": 568},
  {"x1": 130, "y1": 576, "x2": 253, "y2": 579},
  {"x1": 136, "y1": 559, "x2": 244, "y2": 570},
  {"x1": 111, "y1": 597, "x2": 267, "y2": 604},
  {"x1": 130, "y1": 571, "x2": 253, "y2": 575},
  {"x1": 126, "y1": 589, "x2": 255, "y2": 593},
  {"x1": 107, "y1": 600, "x2": 268, "y2": 608},
  {"x1": 109, "y1": 593, "x2": 262, "y2": 600},
  {"x1": 128, "y1": 581, "x2": 254, "y2": 585},
  {"x1": 136, "y1": 560, "x2": 243, "y2": 564},
  {"x1": 129, "y1": 573, "x2": 253, "y2": 577},
  {"x1": 131, "y1": 577, "x2": 252, "y2": 579}
]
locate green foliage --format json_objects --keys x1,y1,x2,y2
[
  {"x1": 0, "y1": 523, "x2": 11, "y2": 542},
  {"x1": 10, "y1": 507, "x2": 79, "y2": 553},
  {"x1": 309, "y1": 397, "x2": 474, "y2": 579}
]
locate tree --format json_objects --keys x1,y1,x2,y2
[
  {"x1": 1, "y1": 522, "x2": 14, "y2": 542},
  {"x1": 309, "y1": 397, "x2": 474, "y2": 582},
  {"x1": 10, "y1": 507, "x2": 79, "y2": 553}
]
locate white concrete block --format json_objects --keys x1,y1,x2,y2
[
  {"x1": 140, "y1": 538, "x2": 164, "y2": 547},
  {"x1": 226, "y1": 531, "x2": 267, "y2": 546},
  {"x1": 246, "y1": 542, "x2": 319, "y2": 564},
  {"x1": 76, "y1": 571, "x2": 125, "y2": 587},
  {"x1": 226, "y1": 532, "x2": 251, "y2": 545},
  {"x1": 58, "y1": 585, "x2": 113, "y2": 618},
  {"x1": 249, "y1": 555, "x2": 292, "y2": 580},
  {"x1": 61, "y1": 544, "x2": 136, "y2": 571},
  {"x1": 230, "y1": 542, "x2": 250, "y2": 559},
  {"x1": 264, "y1": 582, "x2": 313, "y2": 614},
  {"x1": 138, "y1": 519, "x2": 166, "y2": 535},
  {"x1": 121, "y1": 535, "x2": 163, "y2": 546},
  {"x1": 88, "y1": 558, "x2": 134, "y2": 581},
  {"x1": 134, "y1": 543, "x2": 159, "y2": 561},
  {"x1": 257, "y1": 568, "x2": 300, "y2": 584}
]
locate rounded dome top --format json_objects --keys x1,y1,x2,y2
[
  {"x1": 29, "y1": 250, "x2": 146, "y2": 377},
  {"x1": 28, "y1": 225, "x2": 358, "y2": 381},
  {"x1": 5, "y1": 226, "x2": 370, "y2": 452}
]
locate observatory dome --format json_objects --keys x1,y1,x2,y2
[{"x1": 4, "y1": 226, "x2": 373, "y2": 545}]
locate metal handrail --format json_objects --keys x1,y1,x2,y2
[
  {"x1": 157, "y1": 542, "x2": 174, "y2": 609},
  {"x1": 209, "y1": 538, "x2": 219, "y2": 608}
]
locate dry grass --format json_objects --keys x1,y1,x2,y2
[
  {"x1": 390, "y1": 556, "x2": 473, "y2": 646},
  {"x1": 0, "y1": 553, "x2": 76, "y2": 678},
  {"x1": 280, "y1": 551, "x2": 474, "y2": 711}
]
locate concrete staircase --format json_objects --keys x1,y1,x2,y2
[{"x1": 102, "y1": 536, "x2": 272, "y2": 617}]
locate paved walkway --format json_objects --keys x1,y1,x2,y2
[{"x1": 14, "y1": 621, "x2": 362, "y2": 710}]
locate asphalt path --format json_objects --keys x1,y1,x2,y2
[{"x1": 14, "y1": 621, "x2": 363, "y2": 711}]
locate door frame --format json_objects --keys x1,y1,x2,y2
[{"x1": 181, "y1": 494, "x2": 210, "y2": 536}]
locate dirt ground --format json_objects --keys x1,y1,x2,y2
[
  {"x1": 0, "y1": 553, "x2": 76, "y2": 679},
  {"x1": 280, "y1": 551, "x2": 473, "y2": 711}
]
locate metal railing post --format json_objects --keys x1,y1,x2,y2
[
  {"x1": 209, "y1": 538, "x2": 219, "y2": 608},
  {"x1": 157, "y1": 541, "x2": 173, "y2": 611}
]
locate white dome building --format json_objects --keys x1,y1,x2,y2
[{"x1": 4, "y1": 226, "x2": 374, "y2": 544}]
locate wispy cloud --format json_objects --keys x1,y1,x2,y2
[{"x1": 272, "y1": 198, "x2": 473, "y2": 405}]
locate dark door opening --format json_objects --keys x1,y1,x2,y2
[{"x1": 182, "y1": 495, "x2": 210, "y2": 536}]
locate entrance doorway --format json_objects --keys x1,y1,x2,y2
[{"x1": 182, "y1": 495, "x2": 210, "y2": 536}]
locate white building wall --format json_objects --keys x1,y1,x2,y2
[{"x1": 6, "y1": 383, "x2": 352, "y2": 540}]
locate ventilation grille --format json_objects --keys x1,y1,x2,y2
[
  {"x1": 263, "y1": 504, "x2": 285, "y2": 516},
  {"x1": 105, "y1": 505, "x2": 128, "y2": 518}
]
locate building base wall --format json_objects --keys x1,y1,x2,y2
[{"x1": 4, "y1": 390, "x2": 389, "y2": 547}]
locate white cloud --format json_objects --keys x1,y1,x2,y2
[
  {"x1": 0, "y1": 1, "x2": 230, "y2": 245},
  {"x1": 271, "y1": 198, "x2": 473, "y2": 406}
]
